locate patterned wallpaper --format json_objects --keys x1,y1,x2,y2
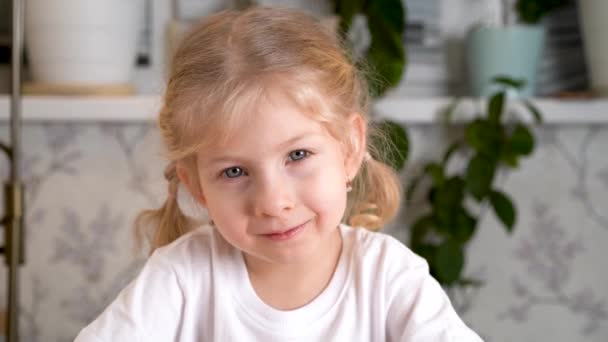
[
  {"x1": 0, "y1": 122, "x2": 605, "y2": 341},
  {"x1": 388, "y1": 124, "x2": 608, "y2": 342}
]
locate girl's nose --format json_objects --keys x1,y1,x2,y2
[{"x1": 252, "y1": 175, "x2": 295, "y2": 217}]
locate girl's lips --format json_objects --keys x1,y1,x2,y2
[{"x1": 263, "y1": 221, "x2": 308, "y2": 241}]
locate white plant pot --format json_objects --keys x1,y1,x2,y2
[
  {"x1": 25, "y1": 0, "x2": 141, "y2": 85},
  {"x1": 579, "y1": 0, "x2": 608, "y2": 96}
]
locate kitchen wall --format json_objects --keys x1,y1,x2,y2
[
  {"x1": 0, "y1": 122, "x2": 605, "y2": 341},
  {"x1": 0, "y1": 0, "x2": 605, "y2": 341}
]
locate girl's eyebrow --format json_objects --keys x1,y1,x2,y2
[
  {"x1": 276, "y1": 131, "x2": 324, "y2": 150},
  {"x1": 204, "y1": 132, "x2": 324, "y2": 166}
]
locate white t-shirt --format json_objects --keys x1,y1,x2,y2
[{"x1": 75, "y1": 224, "x2": 483, "y2": 341}]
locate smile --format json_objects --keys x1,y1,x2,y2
[{"x1": 263, "y1": 220, "x2": 309, "y2": 241}]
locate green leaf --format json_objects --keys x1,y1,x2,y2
[
  {"x1": 410, "y1": 215, "x2": 435, "y2": 245},
  {"x1": 366, "y1": 43, "x2": 405, "y2": 96},
  {"x1": 465, "y1": 119, "x2": 503, "y2": 157},
  {"x1": 427, "y1": 186, "x2": 437, "y2": 203},
  {"x1": 492, "y1": 76, "x2": 526, "y2": 90},
  {"x1": 466, "y1": 154, "x2": 496, "y2": 201},
  {"x1": 434, "y1": 177, "x2": 465, "y2": 230},
  {"x1": 424, "y1": 163, "x2": 445, "y2": 185},
  {"x1": 499, "y1": 144, "x2": 520, "y2": 168},
  {"x1": 335, "y1": 0, "x2": 407, "y2": 98},
  {"x1": 413, "y1": 243, "x2": 438, "y2": 270},
  {"x1": 371, "y1": 120, "x2": 409, "y2": 171},
  {"x1": 488, "y1": 92, "x2": 505, "y2": 123},
  {"x1": 453, "y1": 207, "x2": 477, "y2": 242},
  {"x1": 434, "y1": 177, "x2": 465, "y2": 208},
  {"x1": 509, "y1": 124, "x2": 534, "y2": 156},
  {"x1": 366, "y1": 0, "x2": 405, "y2": 33},
  {"x1": 516, "y1": 0, "x2": 569, "y2": 24},
  {"x1": 523, "y1": 99, "x2": 543, "y2": 124},
  {"x1": 409, "y1": 216, "x2": 438, "y2": 267},
  {"x1": 366, "y1": 11, "x2": 406, "y2": 96},
  {"x1": 435, "y1": 240, "x2": 465, "y2": 285},
  {"x1": 489, "y1": 190, "x2": 516, "y2": 232},
  {"x1": 441, "y1": 141, "x2": 462, "y2": 167}
]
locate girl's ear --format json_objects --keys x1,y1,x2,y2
[
  {"x1": 176, "y1": 161, "x2": 207, "y2": 207},
  {"x1": 344, "y1": 113, "x2": 367, "y2": 180}
]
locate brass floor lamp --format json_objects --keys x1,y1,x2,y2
[{"x1": 2, "y1": 0, "x2": 25, "y2": 341}]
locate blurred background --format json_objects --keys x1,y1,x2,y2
[{"x1": 0, "y1": 0, "x2": 607, "y2": 341}]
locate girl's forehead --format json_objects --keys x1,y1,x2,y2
[
  {"x1": 187, "y1": 76, "x2": 346, "y2": 159},
  {"x1": 211, "y1": 94, "x2": 333, "y2": 151}
]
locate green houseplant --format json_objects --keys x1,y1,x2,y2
[
  {"x1": 333, "y1": 2, "x2": 544, "y2": 290},
  {"x1": 333, "y1": 0, "x2": 410, "y2": 172},
  {"x1": 406, "y1": 77, "x2": 543, "y2": 287},
  {"x1": 333, "y1": 0, "x2": 406, "y2": 98},
  {"x1": 515, "y1": 0, "x2": 570, "y2": 24}
]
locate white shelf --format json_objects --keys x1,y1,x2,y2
[
  {"x1": 0, "y1": 95, "x2": 607, "y2": 124},
  {"x1": 373, "y1": 97, "x2": 608, "y2": 125},
  {"x1": 0, "y1": 95, "x2": 161, "y2": 122}
]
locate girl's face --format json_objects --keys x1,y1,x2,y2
[{"x1": 184, "y1": 94, "x2": 364, "y2": 268}]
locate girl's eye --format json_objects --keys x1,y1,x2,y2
[
  {"x1": 223, "y1": 167, "x2": 244, "y2": 178},
  {"x1": 289, "y1": 150, "x2": 309, "y2": 161}
]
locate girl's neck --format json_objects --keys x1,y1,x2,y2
[{"x1": 244, "y1": 228, "x2": 343, "y2": 311}]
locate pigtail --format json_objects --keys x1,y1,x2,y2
[
  {"x1": 347, "y1": 155, "x2": 401, "y2": 231},
  {"x1": 135, "y1": 162, "x2": 196, "y2": 254}
]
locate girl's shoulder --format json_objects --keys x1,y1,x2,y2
[
  {"x1": 154, "y1": 224, "x2": 216, "y2": 256},
  {"x1": 149, "y1": 224, "x2": 228, "y2": 275},
  {"x1": 340, "y1": 225, "x2": 484, "y2": 341},
  {"x1": 340, "y1": 224, "x2": 428, "y2": 274}
]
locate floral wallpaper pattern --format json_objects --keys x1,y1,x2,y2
[{"x1": 0, "y1": 122, "x2": 605, "y2": 341}]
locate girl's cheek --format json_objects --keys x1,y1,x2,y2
[
  {"x1": 291, "y1": 157, "x2": 323, "y2": 177},
  {"x1": 304, "y1": 169, "x2": 344, "y2": 199},
  {"x1": 206, "y1": 175, "x2": 250, "y2": 194}
]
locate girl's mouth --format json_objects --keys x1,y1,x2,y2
[{"x1": 263, "y1": 221, "x2": 308, "y2": 241}]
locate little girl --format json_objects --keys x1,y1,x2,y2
[{"x1": 76, "y1": 7, "x2": 483, "y2": 342}]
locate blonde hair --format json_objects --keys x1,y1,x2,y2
[{"x1": 136, "y1": 7, "x2": 402, "y2": 252}]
